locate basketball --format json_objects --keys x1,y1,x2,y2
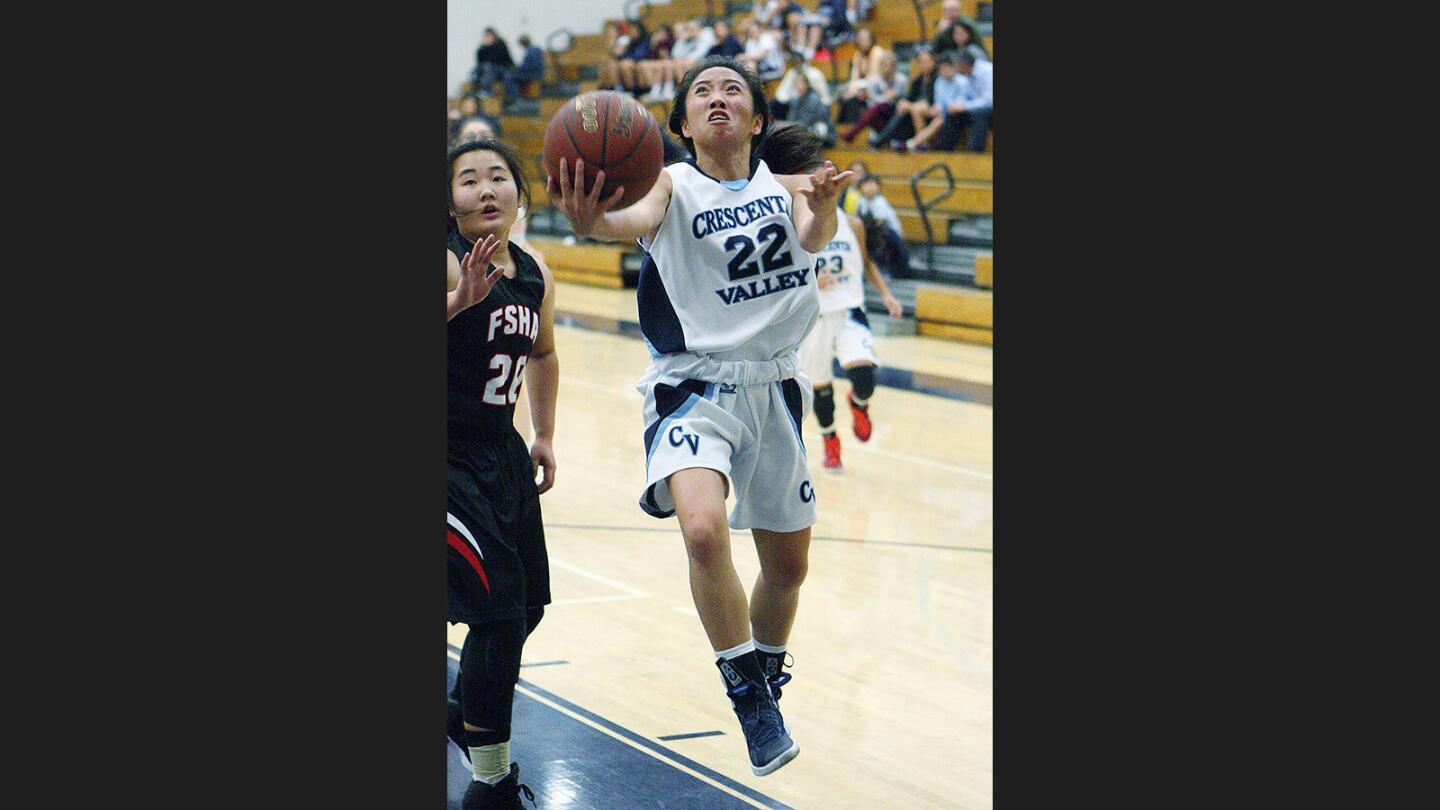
[{"x1": 543, "y1": 90, "x2": 664, "y2": 211}]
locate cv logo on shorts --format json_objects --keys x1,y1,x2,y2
[
  {"x1": 799, "y1": 480, "x2": 815, "y2": 503},
  {"x1": 719, "y1": 383, "x2": 737, "y2": 394},
  {"x1": 668, "y1": 425, "x2": 700, "y2": 455}
]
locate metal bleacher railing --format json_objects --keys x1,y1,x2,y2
[{"x1": 910, "y1": 161, "x2": 955, "y2": 277}]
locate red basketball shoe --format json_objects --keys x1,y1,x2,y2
[
  {"x1": 822, "y1": 433, "x2": 842, "y2": 471},
  {"x1": 848, "y1": 392, "x2": 872, "y2": 442}
]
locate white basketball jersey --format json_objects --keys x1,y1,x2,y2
[
  {"x1": 637, "y1": 160, "x2": 817, "y2": 361},
  {"x1": 812, "y1": 210, "x2": 866, "y2": 314}
]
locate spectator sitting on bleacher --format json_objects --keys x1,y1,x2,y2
[
  {"x1": 739, "y1": 17, "x2": 786, "y2": 80},
  {"x1": 616, "y1": 22, "x2": 655, "y2": 97},
  {"x1": 781, "y1": 71, "x2": 836, "y2": 146},
  {"x1": 503, "y1": 35, "x2": 546, "y2": 111},
  {"x1": 903, "y1": 51, "x2": 965, "y2": 152},
  {"x1": 855, "y1": 174, "x2": 911, "y2": 277},
  {"x1": 705, "y1": 18, "x2": 744, "y2": 58},
  {"x1": 813, "y1": 0, "x2": 855, "y2": 59},
  {"x1": 771, "y1": 50, "x2": 832, "y2": 119},
  {"x1": 470, "y1": 28, "x2": 514, "y2": 99},
  {"x1": 600, "y1": 22, "x2": 629, "y2": 92},
  {"x1": 929, "y1": 0, "x2": 989, "y2": 62},
  {"x1": 755, "y1": 1, "x2": 801, "y2": 33},
  {"x1": 638, "y1": 24, "x2": 677, "y2": 100},
  {"x1": 868, "y1": 48, "x2": 938, "y2": 151},
  {"x1": 785, "y1": 0, "x2": 851, "y2": 61},
  {"x1": 933, "y1": 50, "x2": 992, "y2": 152},
  {"x1": 836, "y1": 28, "x2": 888, "y2": 124},
  {"x1": 841, "y1": 51, "x2": 904, "y2": 143},
  {"x1": 845, "y1": 0, "x2": 875, "y2": 26},
  {"x1": 666, "y1": 20, "x2": 712, "y2": 89}
]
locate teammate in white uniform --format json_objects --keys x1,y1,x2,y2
[
  {"x1": 756, "y1": 124, "x2": 904, "y2": 471},
  {"x1": 548, "y1": 55, "x2": 851, "y2": 777}
]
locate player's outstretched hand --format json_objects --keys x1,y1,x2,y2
[
  {"x1": 530, "y1": 438, "x2": 557, "y2": 495},
  {"x1": 795, "y1": 161, "x2": 853, "y2": 211},
  {"x1": 453, "y1": 233, "x2": 505, "y2": 313},
  {"x1": 547, "y1": 157, "x2": 625, "y2": 239}
]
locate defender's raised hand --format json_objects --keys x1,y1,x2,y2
[
  {"x1": 547, "y1": 157, "x2": 626, "y2": 239},
  {"x1": 452, "y1": 233, "x2": 505, "y2": 314}
]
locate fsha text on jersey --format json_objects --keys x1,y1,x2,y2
[{"x1": 487, "y1": 304, "x2": 540, "y2": 342}]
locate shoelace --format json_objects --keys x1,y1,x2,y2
[
  {"x1": 768, "y1": 671, "x2": 793, "y2": 701},
  {"x1": 515, "y1": 781, "x2": 536, "y2": 807},
  {"x1": 726, "y1": 680, "x2": 784, "y2": 747},
  {"x1": 767, "y1": 652, "x2": 796, "y2": 700}
]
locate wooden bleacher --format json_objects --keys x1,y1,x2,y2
[
  {"x1": 974, "y1": 253, "x2": 993, "y2": 289},
  {"x1": 527, "y1": 236, "x2": 631, "y2": 289},
  {"x1": 914, "y1": 284, "x2": 992, "y2": 346}
]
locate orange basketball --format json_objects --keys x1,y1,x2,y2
[{"x1": 543, "y1": 90, "x2": 664, "y2": 211}]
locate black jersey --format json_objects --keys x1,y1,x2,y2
[{"x1": 448, "y1": 231, "x2": 547, "y2": 438}]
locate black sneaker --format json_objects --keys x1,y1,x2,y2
[
  {"x1": 460, "y1": 763, "x2": 536, "y2": 809},
  {"x1": 448, "y1": 697, "x2": 470, "y2": 766},
  {"x1": 726, "y1": 678, "x2": 800, "y2": 776}
]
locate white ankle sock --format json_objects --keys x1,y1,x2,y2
[
  {"x1": 714, "y1": 638, "x2": 756, "y2": 662},
  {"x1": 468, "y1": 740, "x2": 510, "y2": 784},
  {"x1": 754, "y1": 640, "x2": 787, "y2": 656}
]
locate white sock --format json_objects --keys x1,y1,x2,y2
[
  {"x1": 714, "y1": 638, "x2": 756, "y2": 662},
  {"x1": 852, "y1": 394, "x2": 870, "y2": 407},
  {"x1": 754, "y1": 640, "x2": 787, "y2": 656},
  {"x1": 468, "y1": 740, "x2": 510, "y2": 784}
]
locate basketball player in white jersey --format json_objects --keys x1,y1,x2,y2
[
  {"x1": 548, "y1": 55, "x2": 852, "y2": 776},
  {"x1": 757, "y1": 124, "x2": 903, "y2": 471}
]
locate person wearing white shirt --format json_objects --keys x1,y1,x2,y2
[{"x1": 935, "y1": 50, "x2": 992, "y2": 152}]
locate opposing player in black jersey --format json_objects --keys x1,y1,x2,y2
[{"x1": 447, "y1": 137, "x2": 558, "y2": 809}]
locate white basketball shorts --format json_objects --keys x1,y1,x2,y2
[
  {"x1": 799, "y1": 308, "x2": 879, "y2": 386},
  {"x1": 638, "y1": 374, "x2": 817, "y2": 532}
]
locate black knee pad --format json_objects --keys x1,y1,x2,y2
[
  {"x1": 459, "y1": 618, "x2": 527, "y2": 738},
  {"x1": 847, "y1": 364, "x2": 876, "y2": 401},
  {"x1": 813, "y1": 385, "x2": 835, "y2": 429}
]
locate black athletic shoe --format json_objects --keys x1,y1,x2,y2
[
  {"x1": 460, "y1": 763, "x2": 536, "y2": 809},
  {"x1": 726, "y1": 678, "x2": 800, "y2": 776},
  {"x1": 448, "y1": 697, "x2": 470, "y2": 766}
]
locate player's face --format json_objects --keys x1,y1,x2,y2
[
  {"x1": 681, "y1": 67, "x2": 762, "y2": 157},
  {"x1": 450, "y1": 150, "x2": 518, "y2": 235}
]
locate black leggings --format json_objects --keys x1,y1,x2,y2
[{"x1": 451, "y1": 607, "x2": 545, "y2": 744}]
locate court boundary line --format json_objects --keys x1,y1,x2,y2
[
  {"x1": 448, "y1": 646, "x2": 794, "y2": 810},
  {"x1": 547, "y1": 522, "x2": 993, "y2": 554}
]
